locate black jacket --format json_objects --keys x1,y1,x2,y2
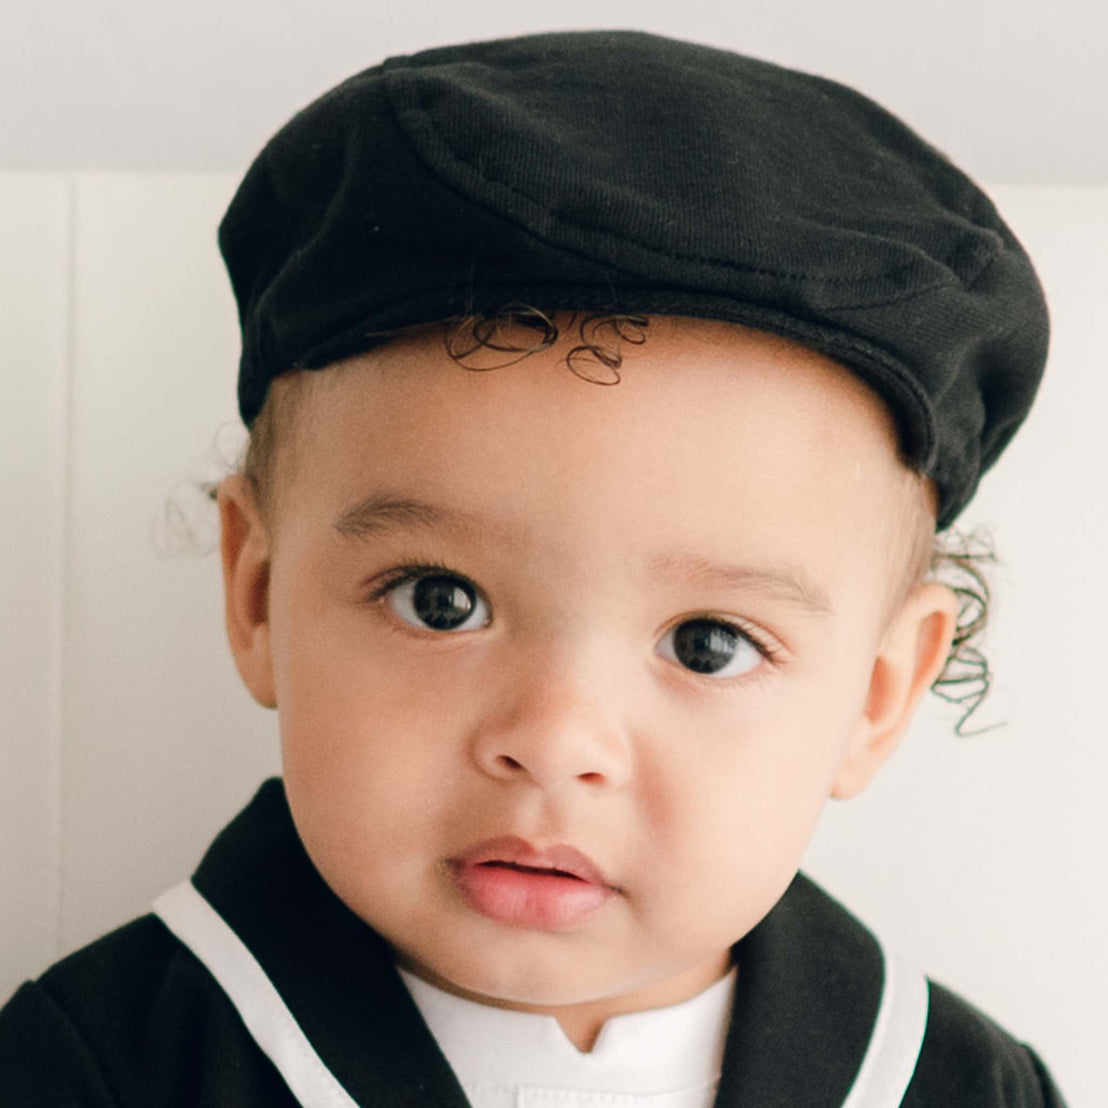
[{"x1": 0, "y1": 779, "x2": 1068, "y2": 1106}]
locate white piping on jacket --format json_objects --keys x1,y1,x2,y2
[
  {"x1": 154, "y1": 880, "x2": 359, "y2": 1108},
  {"x1": 840, "y1": 937, "x2": 929, "y2": 1108}
]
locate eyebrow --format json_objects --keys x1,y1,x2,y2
[{"x1": 333, "y1": 493, "x2": 833, "y2": 617}]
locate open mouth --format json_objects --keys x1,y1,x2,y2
[
  {"x1": 452, "y1": 836, "x2": 609, "y2": 887},
  {"x1": 478, "y1": 861, "x2": 584, "y2": 880}
]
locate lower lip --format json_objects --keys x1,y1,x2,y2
[{"x1": 450, "y1": 862, "x2": 614, "y2": 930}]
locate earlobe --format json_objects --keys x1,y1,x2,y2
[
  {"x1": 831, "y1": 583, "x2": 959, "y2": 800},
  {"x1": 216, "y1": 475, "x2": 277, "y2": 709}
]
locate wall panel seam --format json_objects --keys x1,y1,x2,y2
[{"x1": 47, "y1": 173, "x2": 77, "y2": 958}]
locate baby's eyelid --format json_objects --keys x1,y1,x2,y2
[
  {"x1": 687, "y1": 614, "x2": 780, "y2": 660},
  {"x1": 367, "y1": 563, "x2": 479, "y2": 604}
]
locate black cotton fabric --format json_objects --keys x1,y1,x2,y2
[
  {"x1": 0, "y1": 779, "x2": 1069, "y2": 1106},
  {"x1": 218, "y1": 29, "x2": 1050, "y2": 529}
]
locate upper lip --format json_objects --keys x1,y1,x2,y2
[{"x1": 450, "y1": 835, "x2": 613, "y2": 888}]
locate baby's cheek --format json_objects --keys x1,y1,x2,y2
[
  {"x1": 641, "y1": 760, "x2": 820, "y2": 927},
  {"x1": 634, "y1": 851, "x2": 786, "y2": 961}
]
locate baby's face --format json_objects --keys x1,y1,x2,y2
[{"x1": 220, "y1": 317, "x2": 951, "y2": 1027}]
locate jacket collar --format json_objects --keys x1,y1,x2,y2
[{"x1": 175, "y1": 778, "x2": 893, "y2": 1108}]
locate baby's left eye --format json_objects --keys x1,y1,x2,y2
[
  {"x1": 380, "y1": 571, "x2": 491, "y2": 632},
  {"x1": 657, "y1": 618, "x2": 766, "y2": 679}
]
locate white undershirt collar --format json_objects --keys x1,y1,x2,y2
[{"x1": 397, "y1": 964, "x2": 737, "y2": 1106}]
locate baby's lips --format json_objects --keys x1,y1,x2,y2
[{"x1": 450, "y1": 835, "x2": 614, "y2": 888}]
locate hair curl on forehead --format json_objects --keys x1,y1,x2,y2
[{"x1": 229, "y1": 306, "x2": 998, "y2": 737}]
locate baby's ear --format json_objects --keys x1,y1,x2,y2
[
  {"x1": 216, "y1": 475, "x2": 277, "y2": 709},
  {"x1": 831, "y1": 583, "x2": 959, "y2": 800}
]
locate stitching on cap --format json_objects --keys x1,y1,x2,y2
[{"x1": 381, "y1": 65, "x2": 994, "y2": 297}]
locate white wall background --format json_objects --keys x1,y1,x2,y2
[
  {"x1": 3, "y1": 0, "x2": 1107, "y2": 184},
  {"x1": 2, "y1": 172, "x2": 1103, "y2": 1108},
  {"x1": 1, "y1": 4, "x2": 1104, "y2": 1104}
]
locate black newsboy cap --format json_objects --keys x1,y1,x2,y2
[{"x1": 219, "y1": 28, "x2": 1050, "y2": 530}]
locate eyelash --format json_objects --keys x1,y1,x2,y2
[{"x1": 364, "y1": 559, "x2": 784, "y2": 675}]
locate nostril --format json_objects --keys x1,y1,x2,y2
[{"x1": 499, "y1": 755, "x2": 524, "y2": 770}]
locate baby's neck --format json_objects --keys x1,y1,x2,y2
[{"x1": 553, "y1": 1004, "x2": 621, "y2": 1053}]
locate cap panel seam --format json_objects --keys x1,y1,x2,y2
[{"x1": 380, "y1": 64, "x2": 998, "y2": 303}]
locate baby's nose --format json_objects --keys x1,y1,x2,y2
[{"x1": 468, "y1": 658, "x2": 632, "y2": 792}]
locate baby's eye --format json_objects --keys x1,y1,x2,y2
[
  {"x1": 381, "y1": 571, "x2": 491, "y2": 632},
  {"x1": 657, "y1": 618, "x2": 766, "y2": 679}
]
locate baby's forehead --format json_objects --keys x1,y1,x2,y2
[{"x1": 288, "y1": 317, "x2": 917, "y2": 520}]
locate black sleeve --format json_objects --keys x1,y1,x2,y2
[
  {"x1": 0, "y1": 981, "x2": 121, "y2": 1107},
  {"x1": 905, "y1": 980, "x2": 1070, "y2": 1108},
  {"x1": 1024, "y1": 1042, "x2": 1070, "y2": 1108}
]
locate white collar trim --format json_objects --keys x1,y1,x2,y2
[{"x1": 397, "y1": 963, "x2": 737, "y2": 1096}]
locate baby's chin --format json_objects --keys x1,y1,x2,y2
[
  {"x1": 391, "y1": 931, "x2": 735, "y2": 1020},
  {"x1": 392, "y1": 938, "x2": 652, "y2": 1010}
]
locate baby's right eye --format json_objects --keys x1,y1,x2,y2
[{"x1": 377, "y1": 569, "x2": 492, "y2": 632}]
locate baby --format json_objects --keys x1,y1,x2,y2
[{"x1": 0, "y1": 29, "x2": 1068, "y2": 1107}]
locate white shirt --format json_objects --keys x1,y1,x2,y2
[{"x1": 397, "y1": 965, "x2": 738, "y2": 1108}]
